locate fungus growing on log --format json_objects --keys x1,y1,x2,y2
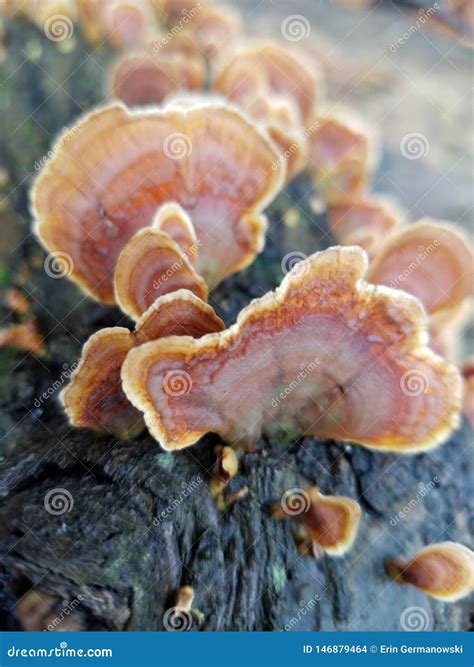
[
  {"x1": 121, "y1": 246, "x2": 462, "y2": 452},
  {"x1": 272, "y1": 486, "x2": 361, "y2": 556},
  {"x1": 386, "y1": 542, "x2": 474, "y2": 602},
  {"x1": 61, "y1": 290, "x2": 224, "y2": 438},
  {"x1": 114, "y1": 228, "x2": 207, "y2": 320},
  {"x1": 214, "y1": 42, "x2": 320, "y2": 124},
  {"x1": 110, "y1": 51, "x2": 205, "y2": 107},
  {"x1": 307, "y1": 113, "x2": 375, "y2": 204},
  {"x1": 31, "y1": 102, "x2": 284, "y2": 304},
  {"x1": 367, "y1": 220, "x2": 474, "y2": 323},
  {"x1": 328, "y1": 197, "x2": 401, "y2": 259}
]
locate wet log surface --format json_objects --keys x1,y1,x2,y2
[{"x1": 0, "y1": 13, "x2": 472, "y2": 632}]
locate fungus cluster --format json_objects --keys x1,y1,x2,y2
[{"x1": 5, "y1": 0, "x2": 470, "y2": 610}]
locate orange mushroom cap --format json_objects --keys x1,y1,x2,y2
[
  {"x1": 31, "y1": 101, "x2": 284, "y2": 304},
  {"x1": 121, "y1": 245, "x2": 462, "y2": 452},
  {"x1": 152, "y1": 201, "x2": 198, "y2": 263},
  {"x1": 386, "y1": 542, "x2": 474, "y2": 602},
  {"x1": 273, "y1": 487, "x2": 361, "y2": 556},
  {"x1": 110, "y1": 51, "x2": 205, "y2": 107},
  {"x1": 307, "y1": 112, "x2": 376, "y2": 204},
  {"x1": 327, "y1": 196, "x2": 401, "y2": 259},
  {"x1": 61, "y1": 289, "x2": 224, "y2": 438},
  {"x1": 367, "y1": 220, "x2": 474, "y2": 321},
  {"x1": 214, "y1": 42, "x2": 320, "y2": 124},
  {"x1": 114, "y1": 228, "x2": 207, "y2": 321}
]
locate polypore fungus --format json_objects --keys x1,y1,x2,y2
[
  {"x1": 272, "y1": 486, "x2": 361, "y2": 556},
  {"x1": 210, "y1": 445, "x2": 239, "y2": 497},
  {"x1": 32, "y1": 101, "x2": 284, "y2": 304},
  {"x1": 307, "y1": 113, "x2": 375, "y2": 204},
  {"x1": 367, "y1": 220, "x2": 474, "y2": 323},
  {"x1": 328, "y1": 196, "x2": 401, "y2": 259},
  {"x1": 61, "y1": 290, "x2": 224, "y2": 438},
  {"x1": 152, "y1": 202, "x2": 199, "y2": 263},
  {"x1": 386, "y1": 542, "x2": 474, "y2": 602},
  {"x1": 110, "y1": 51, "x2": 205, "y2": 107},
  {"x1": 114, "y1": 228, "x2": 207, "y2": 320},
  {"x1": 121, "y1": 245, "x2": 462, "y2": 452},
  {"x1": 214, "y1": 42, "x2": 320, "y2": 124}
]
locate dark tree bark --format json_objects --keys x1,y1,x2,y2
[{"x1": 0, "y1": 16, "x2": 472, "y2": 633}]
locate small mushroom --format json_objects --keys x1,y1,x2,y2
[
  {"x1": 102, "y1": 0, "x2": 155, "y2": 50},
  {"x1": 0, "y1": 320, "x2": 45, "y2": 357},
  {"x1": 272, "y1": 487, "x2": 361, "y2": 557},
  {"x1": 121, "y1": 245, "x2": 462, "y2": 452},
  {"x1": 210, "y1": 445, "x2": 239, "y2": 497},
  {"x1": 307, "y1": 112, "x2": 376, "y2": 204},
  {"x1": 386, "y1": 542, "x2": 474, "y2": 602},
  {"x1": 152, "y1": 202, "x2": 199, "y2": 264},
  {"x1": 114, "y1": 228, "x2": 207, "y2": 321},
  {"x1": 61, "y1": 290, "x2": 224, "y2": 438}
]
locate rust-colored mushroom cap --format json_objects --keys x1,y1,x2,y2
[
  {"x1": 114, "y1": 228, "x2": 207, "y2": 320},
  {"x1": 61, "y1": 290, "x2": 224, "y2": 438},
  {"x1": 367, "y1": 220, "x2": 474, "y2": 321},
  {"x1": 121, "y1": 245, "x2": 462, "y2": 452},
  {"x1": 386, "y1": 542, "x2": 474, "y2": 602},
  {"x1": 307, "y1": 113, "x2": 375, "y2": 204},
  {"x1": 214, "y1": 42, "x2": 320, "y2": 124},
  {"x1": 273, "y1": 487, "x2": 361, "y2": 556},
  {"x1": 32, "y1": 102, "x2": 284, "y2": 304},
  {"x1": 110, "y1": 51, "x2": 205, "y2": 107},
  {"x1": 328, "y1": 197, "x2": 401, "y2": 259}
]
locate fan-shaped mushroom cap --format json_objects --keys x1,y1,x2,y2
[
  {"x1": 214, "y1": 42, "x2": 320, "y2": 124},
  {"x1": 328, "y1": 197, "x2": 401, "y2": 259},
  {"x1": 61, "y1": 290, "x2": 224, "y2": 438},
  {"x1": 114, "y1": 228, "x2": 207, "y2": 321},
  {"x1": 32, "y1": 102, "x2": 284, "y2": 304},
  {"x1": 184, "y1": 5, "x2": 242, "y2": 63},
  {"x1": 151, "y1": 201, "x2": 198, "y2": 263},
  {"x1": 103, "y1": 0, "x2": 155, "y2": 50},
  {"x1": 110, "y1": 51, "x2": 205, "y2": 107},
  {"x1": 121, "y1": 245, "x2": 462, "y2": 452},
  {"x1": 367, "y1": 221, "x2": 474, "y2": 321},
  {"x1": 156, "y1": 0, "x2": 207, "y2": 26},
  {"x1": 386, "y1": 542, "x2": 474, "y2": 602},
  {"x1": 273, "y1": 487, "x2": 361, "y2": 556},
  {"x1": 307, "y1": 113, "x2": 375, "y2": 204}
]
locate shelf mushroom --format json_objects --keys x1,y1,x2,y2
[
  {"x1": 61, "y1": 290, "x2": 224, "y2": 438},
  {"x1": 272, "y1": 486, "x2": 361, "y2": 557},
  {"x1": 386, "y1": 542, "x2": 474, "y2": 602},
  {"x1": 31, "y1": 101, "x2": 285, "y2": 304},
  {"x1": 121, "y1": 245, "x2": 462, "y2": 452}
]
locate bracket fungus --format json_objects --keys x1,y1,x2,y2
[
  {"x1": 31, "y1": 101, "x2": 285, "y2": 304},
  {"x1": 272, "y1": 487, "x2": 361, "y2": 557},
  {"x1": 367, "y1": 220, "x2": 474, "y2": 324},
  {"x1": 61, "y1": 290, "x2": 224, "y2": 439},
  {"x1": 110, "y1": 51, "x2": 206, "y2": 107},
  {"x1": 386, "y1": 542, "x2": 474, "y2": 602},
  {"x1": 121, "y1": 246, "x2": 462, "y2": 452},
  {"x1": 307, "y1": 113, "x2": 375, "y2": 204}
]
